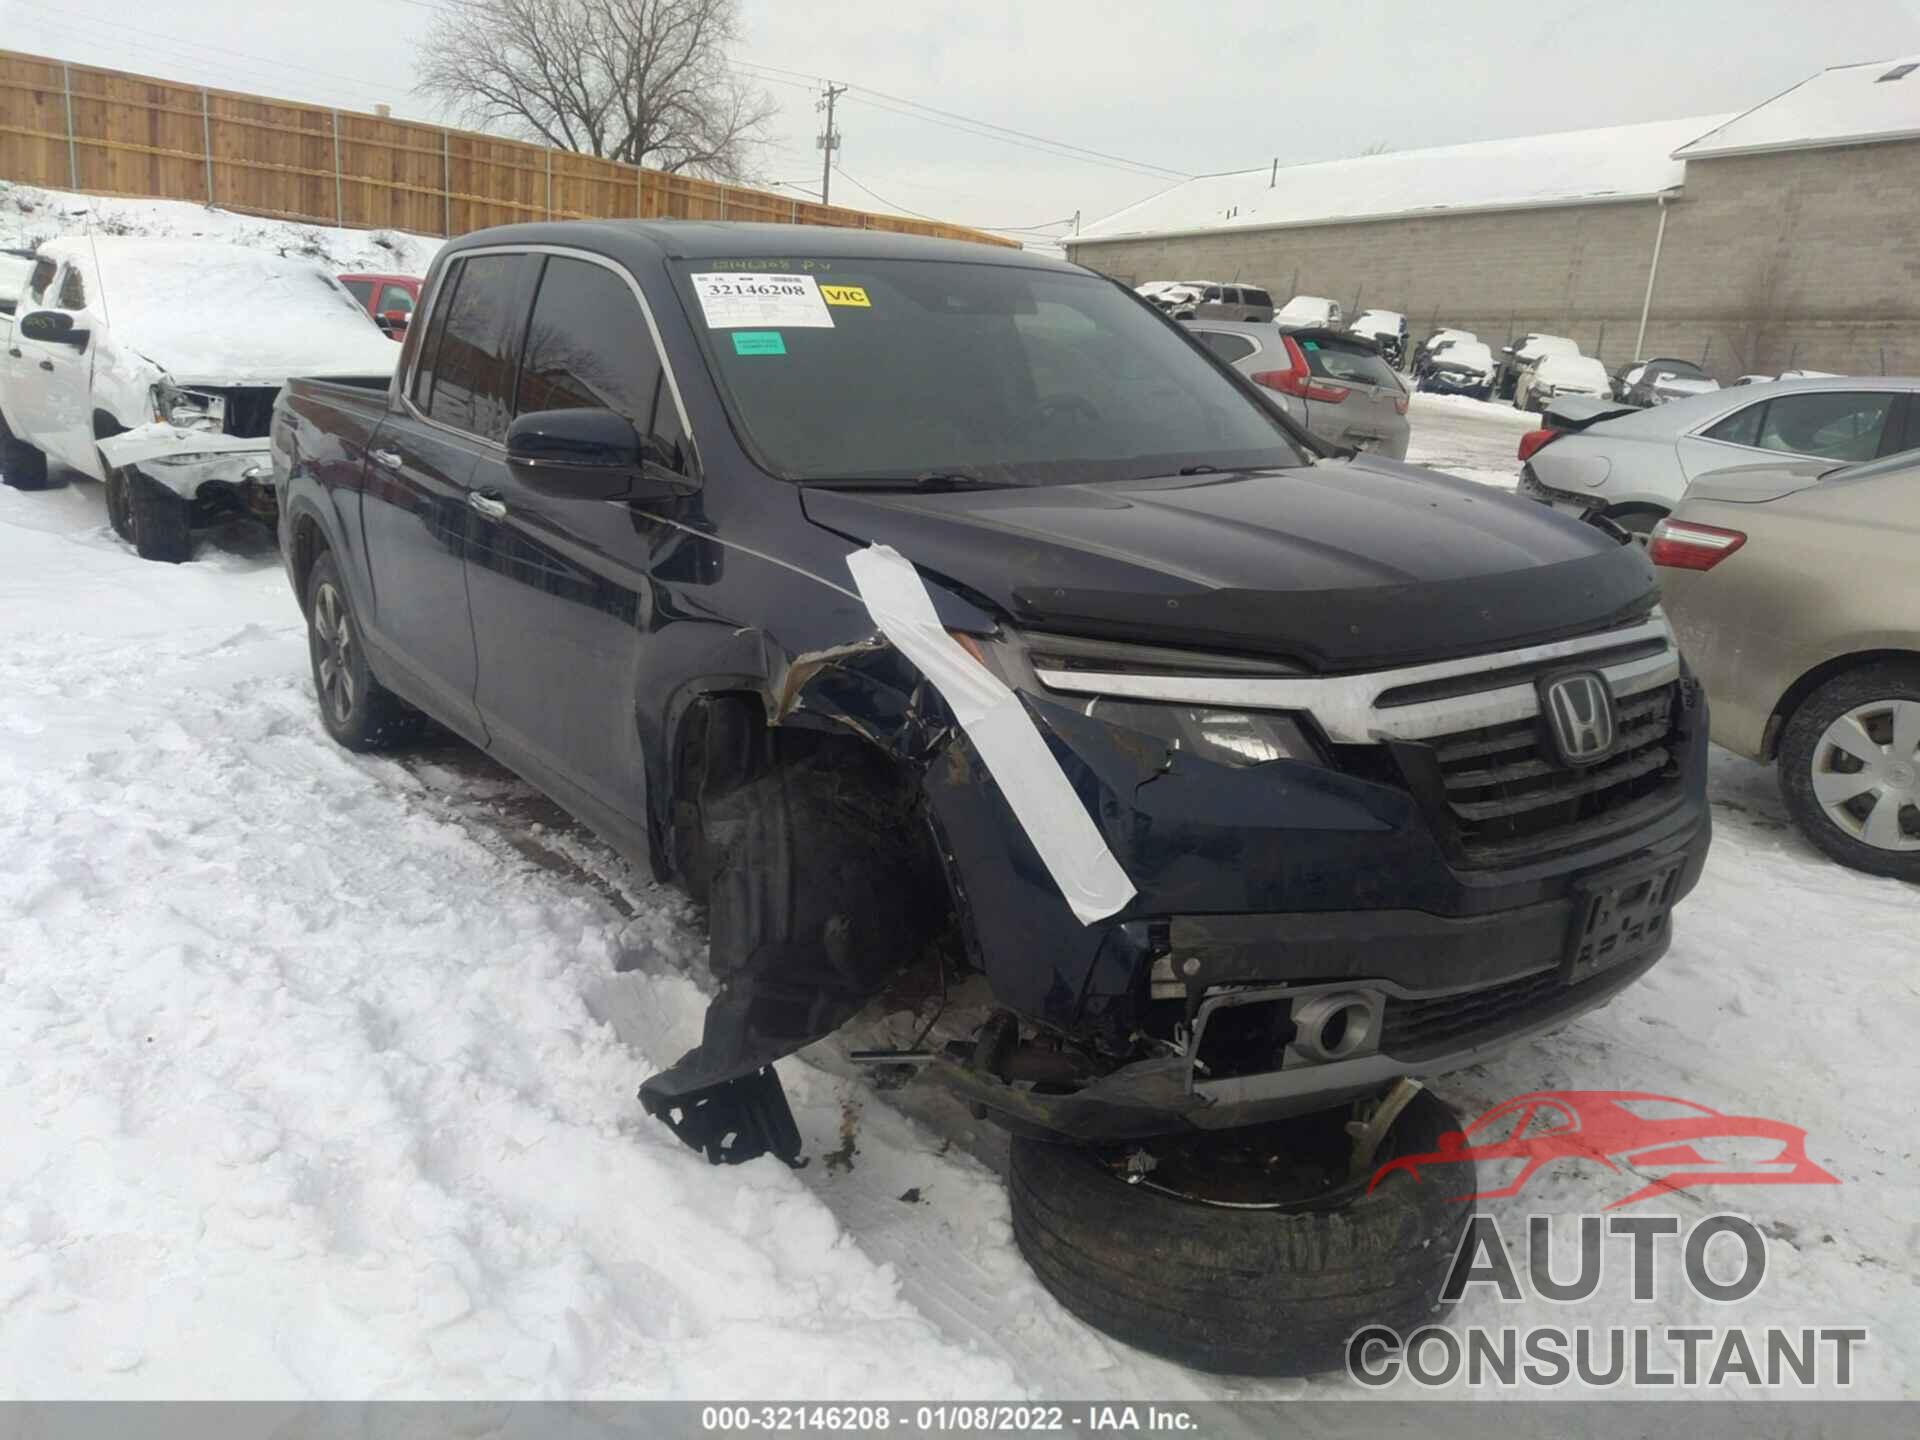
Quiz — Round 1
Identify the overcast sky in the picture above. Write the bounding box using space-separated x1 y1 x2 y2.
5 0 1919 241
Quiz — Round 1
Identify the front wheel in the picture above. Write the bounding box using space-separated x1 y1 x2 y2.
1779 663 1920 881
112 467 192 562
305 551 422 751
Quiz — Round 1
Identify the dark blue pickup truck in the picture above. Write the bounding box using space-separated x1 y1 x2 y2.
272 221 1710 1373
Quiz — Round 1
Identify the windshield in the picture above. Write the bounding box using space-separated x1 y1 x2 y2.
1646 359 1707 382
675 259 1308 486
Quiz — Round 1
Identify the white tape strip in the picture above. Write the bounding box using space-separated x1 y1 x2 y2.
846 543 1137 926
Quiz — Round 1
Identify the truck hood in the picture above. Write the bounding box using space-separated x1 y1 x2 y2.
802 455 1657 672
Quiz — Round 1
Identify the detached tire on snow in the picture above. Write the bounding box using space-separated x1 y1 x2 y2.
1009 1090 1471 1376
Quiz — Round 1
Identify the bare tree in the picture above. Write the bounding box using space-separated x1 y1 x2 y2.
415 0 776 179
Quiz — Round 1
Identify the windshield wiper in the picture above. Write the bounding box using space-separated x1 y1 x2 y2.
803 472 1008 492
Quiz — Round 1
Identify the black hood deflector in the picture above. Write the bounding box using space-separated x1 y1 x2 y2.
802 456 1657 673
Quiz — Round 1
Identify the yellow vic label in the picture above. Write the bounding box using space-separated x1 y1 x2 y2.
820 285 871 307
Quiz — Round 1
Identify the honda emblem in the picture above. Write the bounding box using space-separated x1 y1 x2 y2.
1540 671 1616 766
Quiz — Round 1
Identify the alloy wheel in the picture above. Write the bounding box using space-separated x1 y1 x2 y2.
1810 698 1920 851
311 582 357 725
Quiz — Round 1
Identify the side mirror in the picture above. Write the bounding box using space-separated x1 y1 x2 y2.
19 309 87 348
506 408 696 501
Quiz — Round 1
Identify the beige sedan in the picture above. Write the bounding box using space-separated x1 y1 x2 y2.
1653 451 1920 881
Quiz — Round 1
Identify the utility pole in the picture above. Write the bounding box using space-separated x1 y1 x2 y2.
817 81 847 206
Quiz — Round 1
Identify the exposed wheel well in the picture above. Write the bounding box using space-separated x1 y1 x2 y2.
1600 502 1668 532
92 409 126 440
289 514 328 615
1763 648 1920 760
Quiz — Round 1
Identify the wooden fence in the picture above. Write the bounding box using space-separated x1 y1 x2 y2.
0 49 1014 248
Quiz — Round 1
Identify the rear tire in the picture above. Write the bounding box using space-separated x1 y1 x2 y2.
305 550 423 751
1778 662 1920 881
1008 1090 1471 1376
125 469 192 562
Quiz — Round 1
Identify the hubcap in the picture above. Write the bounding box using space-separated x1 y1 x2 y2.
311 583 357 725
1811 698 1920 851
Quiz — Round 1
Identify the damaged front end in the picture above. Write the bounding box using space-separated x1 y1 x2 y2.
97 381 283 522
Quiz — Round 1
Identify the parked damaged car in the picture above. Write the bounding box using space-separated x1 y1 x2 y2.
0 238 398 559
1415 337 1498 399
274 223 1711 1373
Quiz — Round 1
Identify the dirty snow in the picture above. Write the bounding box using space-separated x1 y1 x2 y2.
0 181 445 281
2 310 1916 1403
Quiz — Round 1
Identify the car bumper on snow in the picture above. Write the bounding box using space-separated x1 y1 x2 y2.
97 423 277 522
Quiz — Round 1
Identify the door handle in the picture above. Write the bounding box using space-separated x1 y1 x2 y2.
38 359 54 371
370 448 403 470
468 491 507 520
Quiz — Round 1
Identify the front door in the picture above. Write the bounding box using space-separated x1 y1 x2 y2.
463 252 694 826
357 251 535 740
11 261 98 476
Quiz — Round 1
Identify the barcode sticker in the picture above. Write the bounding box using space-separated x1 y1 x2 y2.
692 272 834 329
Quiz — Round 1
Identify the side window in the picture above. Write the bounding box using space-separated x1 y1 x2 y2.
342 278 374 307
56 264 86 311
27 257 57 305
514 256 685 472
1243 289 1272 309
410 262 459 409
1203 286 1222 302
1704 402 1764 448
1755 391 1895 462
423 253 528 442
1222 287 1243 305
377 283 415 317
1196 330 1257 363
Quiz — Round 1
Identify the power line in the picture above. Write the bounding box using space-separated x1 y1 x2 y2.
830 168 1073 237
728 54 1189 180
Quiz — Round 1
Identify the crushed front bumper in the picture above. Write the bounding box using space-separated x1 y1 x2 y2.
98 423 273 509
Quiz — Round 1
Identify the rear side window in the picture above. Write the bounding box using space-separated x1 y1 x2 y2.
417 253 530 442
342 278 374 306
1242 289 1272 308
1756 391 1894 462
1194 330 1258 363
1299 338 1398 389
516 256 682 468
1704 402 1763 447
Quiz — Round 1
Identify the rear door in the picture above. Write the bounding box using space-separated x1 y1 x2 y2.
358 250 535 740
463 250 694 825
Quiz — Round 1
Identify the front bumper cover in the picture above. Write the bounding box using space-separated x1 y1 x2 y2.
98 423 271 500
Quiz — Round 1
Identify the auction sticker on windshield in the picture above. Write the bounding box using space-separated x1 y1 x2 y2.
692 272 834 329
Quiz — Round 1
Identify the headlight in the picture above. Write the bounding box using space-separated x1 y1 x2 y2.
952 626 1323 768
1077 698 1319 767
151 382 224 432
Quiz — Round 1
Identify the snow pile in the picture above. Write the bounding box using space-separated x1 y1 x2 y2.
0 181 445 281
1079 115 1731 243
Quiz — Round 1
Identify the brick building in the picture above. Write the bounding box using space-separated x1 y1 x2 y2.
1065 57 1920 381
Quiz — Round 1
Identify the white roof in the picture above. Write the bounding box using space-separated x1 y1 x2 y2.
1675 56 1920 159
1537 354 1609 385
1078 114 1730 244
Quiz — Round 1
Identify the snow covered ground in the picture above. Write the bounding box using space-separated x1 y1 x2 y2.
1405 390 1538 488
2 317 1915 1402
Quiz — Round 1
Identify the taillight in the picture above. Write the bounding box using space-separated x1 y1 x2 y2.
1250 336 1351 403
1393 392 1409 415
1649 518 1747 570
1517 428 1561 463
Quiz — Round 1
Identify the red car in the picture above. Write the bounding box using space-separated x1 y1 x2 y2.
1369 1090 1839 1210
338 272 421 340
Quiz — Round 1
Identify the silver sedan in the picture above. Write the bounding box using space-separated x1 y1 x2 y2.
1518 376 1920 538
1182 318 1411 461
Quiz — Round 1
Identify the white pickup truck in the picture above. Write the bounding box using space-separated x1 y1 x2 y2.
0 237 398 561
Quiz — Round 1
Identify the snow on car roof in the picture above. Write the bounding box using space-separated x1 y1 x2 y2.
1278 295 1336 314
1675 55 1920 159
1537 354 1609 384
1352 309 1404 329
35 237 399 383
1434 340 1494 368
1076 114 1731 243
